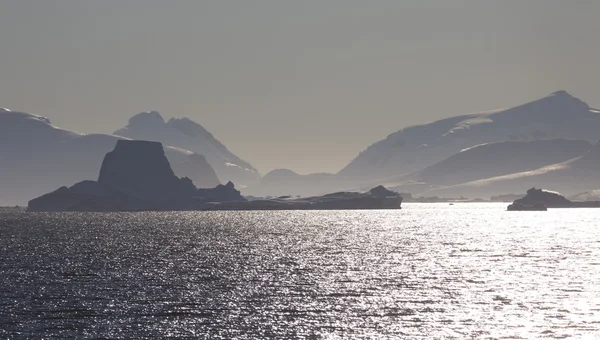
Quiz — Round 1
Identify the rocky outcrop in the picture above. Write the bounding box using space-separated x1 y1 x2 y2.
507 187 600 211
509 188 573 209
197 181 244 202
27 180 153 212
98 140 198 203
27 140 245 212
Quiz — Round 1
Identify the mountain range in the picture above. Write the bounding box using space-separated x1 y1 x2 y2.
247 91 600 198
0 109 221 205
114 111 259 185
2 90 600 204
340 91 600 179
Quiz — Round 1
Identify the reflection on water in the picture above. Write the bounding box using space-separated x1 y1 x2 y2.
1 203 599 339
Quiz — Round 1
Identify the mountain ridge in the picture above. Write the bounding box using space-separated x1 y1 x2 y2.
114 111 259 185
338 91 600 180
0 109 220 205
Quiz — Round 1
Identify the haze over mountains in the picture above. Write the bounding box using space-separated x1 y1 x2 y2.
340 91 600 179
424 139 600 199
383 139 593 193
2 90 600 204
114 111 260 185
248 91 600 198
0 109 221 205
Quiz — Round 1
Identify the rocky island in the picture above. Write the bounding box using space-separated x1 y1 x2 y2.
507 187 600 211
28 140 402 212
204 185 402 210
28 140 244 212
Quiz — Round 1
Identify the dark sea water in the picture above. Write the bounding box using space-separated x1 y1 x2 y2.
1 203 599 339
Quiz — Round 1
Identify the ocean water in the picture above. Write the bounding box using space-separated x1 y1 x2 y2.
1 203 599 339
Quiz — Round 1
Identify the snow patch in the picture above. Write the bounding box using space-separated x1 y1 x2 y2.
458 161 572 188
443 116 493 137
460 142 492 153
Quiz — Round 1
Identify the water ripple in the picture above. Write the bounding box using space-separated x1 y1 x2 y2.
1 203 599 339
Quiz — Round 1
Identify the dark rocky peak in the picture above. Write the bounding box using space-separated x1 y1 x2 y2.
126 111 166 129
543 90 589 109
98 140 176 183
98 140 197 201
550 90 570 96
198 180 245 202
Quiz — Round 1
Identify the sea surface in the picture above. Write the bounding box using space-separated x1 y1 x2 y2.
1 203 599 339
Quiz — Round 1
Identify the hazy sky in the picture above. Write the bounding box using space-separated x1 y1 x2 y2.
1 1 599 174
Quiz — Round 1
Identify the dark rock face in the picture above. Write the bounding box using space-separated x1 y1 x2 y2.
98 140 198 203
368 185 398 198
511 188 573 208
506 187 600 210
27 181 153 212
197 181 244 203
28 140 246 212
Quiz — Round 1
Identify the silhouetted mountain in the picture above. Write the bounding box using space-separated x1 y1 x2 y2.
28 140 245 212
0 109 220 205
114 111 260 185
339 91 600 180
98 140 198 202
423 139 600 198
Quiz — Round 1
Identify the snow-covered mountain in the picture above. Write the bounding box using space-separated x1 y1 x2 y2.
114 111 260 186
382 139 592 193
339 91 600 180
0 108 220 205
421 139 600 199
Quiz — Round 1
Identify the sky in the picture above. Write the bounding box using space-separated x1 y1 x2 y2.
1 1 599 175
